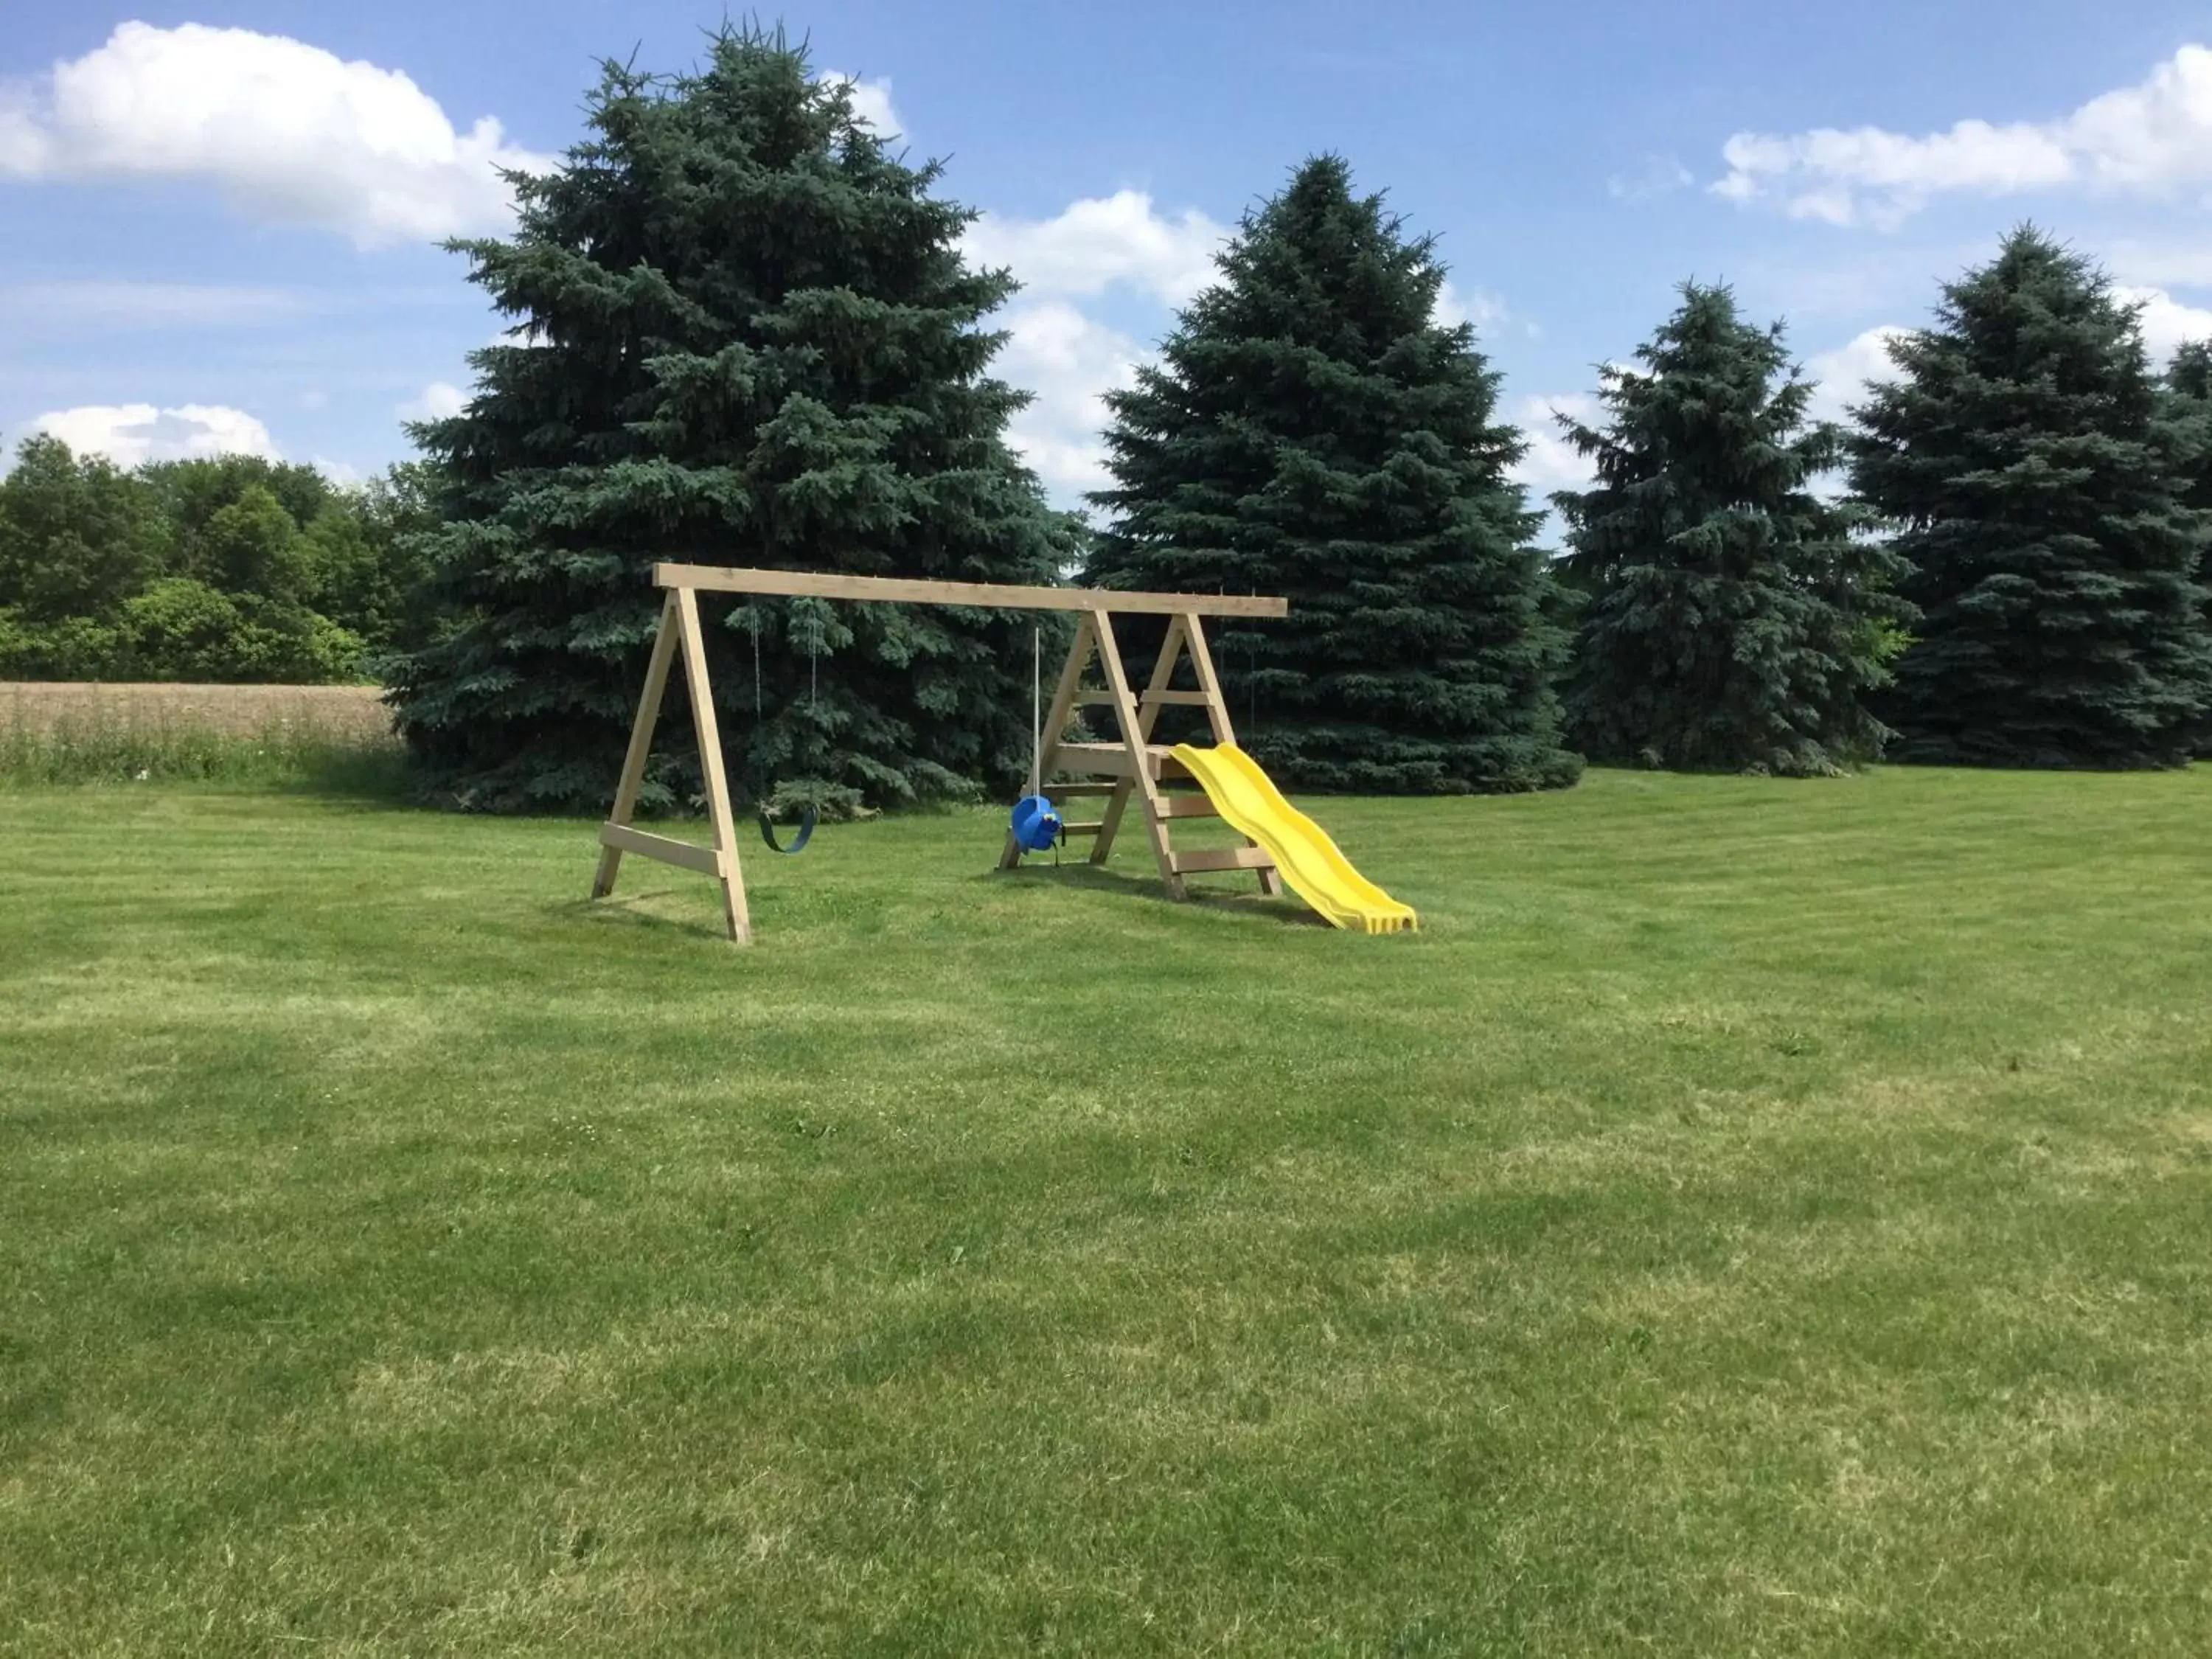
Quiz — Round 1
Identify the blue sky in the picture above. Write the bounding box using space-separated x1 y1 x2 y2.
4 0 2212 536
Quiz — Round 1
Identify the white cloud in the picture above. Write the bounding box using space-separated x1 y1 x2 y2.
310 455 365 487
963 190 1231 305
1715 42 2212 226
2105 240 2212 290
31 403 279 467
396 381 467 422
816 70 901 138
992 302 1143 499
1792 296 2208 425
2118 285 2212 364
0 21 553 246
1433 281 1513 332
1803 325 1910 425
1508 392 1601 498
1608 154 1694 202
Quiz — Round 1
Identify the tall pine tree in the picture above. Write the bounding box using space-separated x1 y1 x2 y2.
2162 339 2212 755
2167 341 2212 495
1083 156 1579 795
1849 228 2212 768
388 26 1079 813
1554 284 1912 775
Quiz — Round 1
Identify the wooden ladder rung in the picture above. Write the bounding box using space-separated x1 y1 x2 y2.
1053 742 1191 779
1042 779 1119 796
1073 686 1210 708
1059 821 1105 837
1052 742 1141 776
1155 793 1218 819
1170 846 1276 874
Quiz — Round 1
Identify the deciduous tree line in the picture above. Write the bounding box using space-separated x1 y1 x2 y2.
0 447 445 683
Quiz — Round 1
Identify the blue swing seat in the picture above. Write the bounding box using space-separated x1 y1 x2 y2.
1009 793 1062 853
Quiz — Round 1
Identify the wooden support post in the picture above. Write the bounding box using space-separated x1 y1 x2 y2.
1179 611 1283 897
1090 613 1186 868
593 591 681 901
1091 611 1184 900
675 588 751 944
591 589 752 944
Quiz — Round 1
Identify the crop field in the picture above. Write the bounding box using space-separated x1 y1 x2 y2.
1 681 392 740
1 683 400 790
3 763 2209 1654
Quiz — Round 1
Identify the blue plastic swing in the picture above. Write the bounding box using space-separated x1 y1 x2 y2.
1009 792 1062 853
1009 626 1065 856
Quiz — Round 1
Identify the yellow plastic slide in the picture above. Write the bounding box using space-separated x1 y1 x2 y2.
1168 742 1418 934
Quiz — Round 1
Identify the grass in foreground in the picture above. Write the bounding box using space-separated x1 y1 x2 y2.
2 767 2209 1655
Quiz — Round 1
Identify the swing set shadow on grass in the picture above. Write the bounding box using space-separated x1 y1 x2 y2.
983 853 1333 925
564 855 1328 950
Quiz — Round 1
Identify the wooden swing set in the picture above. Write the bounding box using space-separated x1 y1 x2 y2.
591 562 1290 943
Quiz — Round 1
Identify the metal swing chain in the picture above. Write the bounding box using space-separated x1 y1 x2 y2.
1031 624 1042 799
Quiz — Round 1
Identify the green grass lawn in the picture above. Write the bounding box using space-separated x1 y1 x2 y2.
4 766 2210 1655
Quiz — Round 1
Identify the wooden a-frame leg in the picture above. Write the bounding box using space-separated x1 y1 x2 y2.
1093 611 1184 901
593 591 681 900
1092 614 1187 867
1000 613 1096 871
1180 613 1283 898
675 588 751 945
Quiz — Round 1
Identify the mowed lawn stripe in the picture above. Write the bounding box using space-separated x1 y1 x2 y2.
2 767 2209 1654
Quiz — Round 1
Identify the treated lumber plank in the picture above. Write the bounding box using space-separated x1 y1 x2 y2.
1154 794 1220 819
597 823 721 876
591 591 681 900
1051 742 1147 777
674 587 751 944
1093 612 1184 899
1093 615 1189 867
1171 846 1278 874
655 563 1287 619
1179 612 1283 897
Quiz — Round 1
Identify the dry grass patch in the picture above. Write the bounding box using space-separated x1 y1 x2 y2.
1 680 392 740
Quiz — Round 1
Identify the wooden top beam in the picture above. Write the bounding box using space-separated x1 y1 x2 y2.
653 563 1288 619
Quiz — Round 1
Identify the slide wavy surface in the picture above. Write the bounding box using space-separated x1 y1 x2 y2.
1168 743 1419 934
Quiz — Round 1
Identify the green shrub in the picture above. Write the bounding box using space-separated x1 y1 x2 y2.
119 580 366 683
0 607 131 678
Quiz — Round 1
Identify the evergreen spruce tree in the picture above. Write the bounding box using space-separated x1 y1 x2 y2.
2166 341 2212 501
388 26 1079 813
1849 228 2212 768
1554 284 1912 774
1083 155 1579 794
2162 340 2212 754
